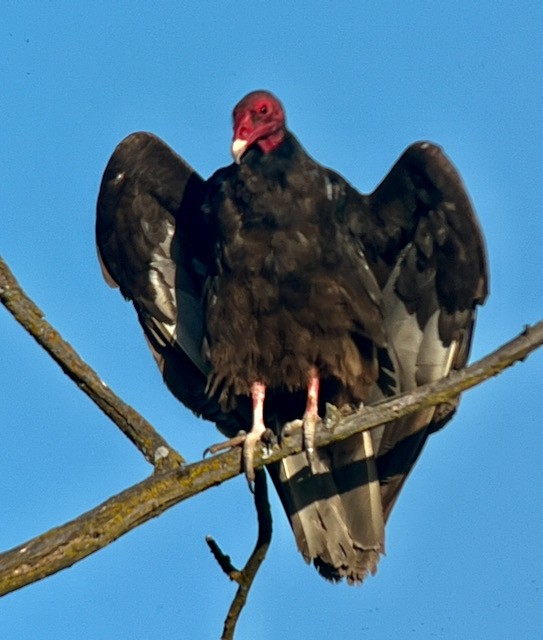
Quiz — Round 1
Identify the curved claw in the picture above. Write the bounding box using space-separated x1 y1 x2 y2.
203 431 247 458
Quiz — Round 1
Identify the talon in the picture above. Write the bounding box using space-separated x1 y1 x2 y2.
203 431 247 457
243 429 263 485
324 402 341 429
260 428 275 458
283 419 303 438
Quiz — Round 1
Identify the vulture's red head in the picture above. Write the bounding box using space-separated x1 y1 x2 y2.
231 91 286 163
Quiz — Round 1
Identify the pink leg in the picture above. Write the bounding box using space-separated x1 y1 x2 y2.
305 367 320 423
303 367 321 470
204 381 268 484
251 382 266 432
242 381 267 484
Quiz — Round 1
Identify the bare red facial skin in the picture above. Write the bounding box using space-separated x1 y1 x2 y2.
231 90 286 161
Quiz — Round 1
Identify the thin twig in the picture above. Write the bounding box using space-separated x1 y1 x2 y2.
206 537 239 579
206 470 273 640
0 257 183 470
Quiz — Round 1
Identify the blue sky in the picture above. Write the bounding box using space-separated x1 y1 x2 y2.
1 2 542 638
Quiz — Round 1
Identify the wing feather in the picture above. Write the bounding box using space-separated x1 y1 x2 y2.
342 142 489 518
96 132 247 436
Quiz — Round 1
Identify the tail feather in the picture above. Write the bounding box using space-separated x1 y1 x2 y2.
268 430 385 584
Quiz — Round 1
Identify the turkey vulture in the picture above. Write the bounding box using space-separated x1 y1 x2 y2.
96 90 488 584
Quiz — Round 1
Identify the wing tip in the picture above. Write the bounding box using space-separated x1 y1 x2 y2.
407 140 445 160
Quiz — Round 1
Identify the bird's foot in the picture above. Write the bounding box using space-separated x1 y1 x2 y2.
303 366 322 473
282 418 303 438
324 402 362 429
203 426 274 489
242 426 275 486
302 409 322 474
324 402 342 429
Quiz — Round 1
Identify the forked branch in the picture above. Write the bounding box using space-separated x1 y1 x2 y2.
206 470 272 640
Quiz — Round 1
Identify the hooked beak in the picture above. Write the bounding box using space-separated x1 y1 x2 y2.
231 138 248 164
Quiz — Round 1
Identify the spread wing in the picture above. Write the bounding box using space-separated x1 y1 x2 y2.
339 142 488 518
96 132 246 435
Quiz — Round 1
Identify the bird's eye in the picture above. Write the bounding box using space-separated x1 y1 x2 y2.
259 104 268 114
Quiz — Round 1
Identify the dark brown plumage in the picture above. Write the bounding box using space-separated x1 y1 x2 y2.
204 131 385 405
96 90 488 584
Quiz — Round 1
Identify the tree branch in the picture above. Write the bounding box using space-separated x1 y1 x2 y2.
0 256 183 470
206 469 273 640
1 317 542 598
